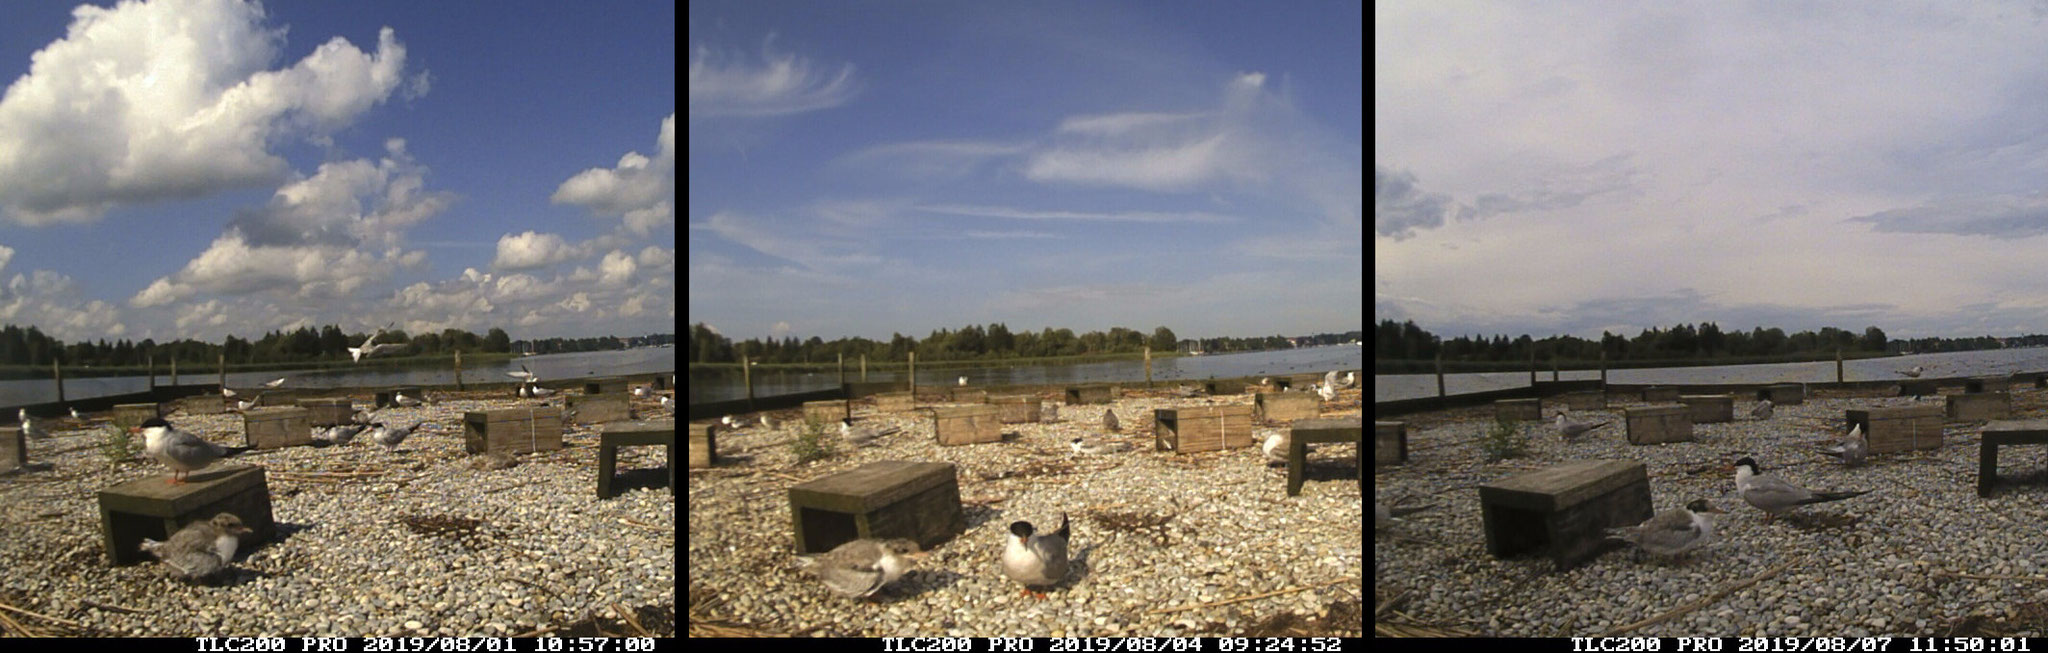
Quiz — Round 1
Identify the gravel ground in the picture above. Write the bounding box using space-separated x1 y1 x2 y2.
687 386 1364 637
0 389 675 637
1375 385 2048 637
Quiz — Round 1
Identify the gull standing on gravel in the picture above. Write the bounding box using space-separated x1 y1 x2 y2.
759 414 775 429
19 409 51 439
1818 424 1869 467
1751 399 1773 420
1555 410 1611 441
798 538 925 600
1734 456 1871 523
632 386 651 398
1002 514 1071 597
660 396 675 412
392 392 424 408
958 376 968 386
136 418 244 484
1605 499 1726 560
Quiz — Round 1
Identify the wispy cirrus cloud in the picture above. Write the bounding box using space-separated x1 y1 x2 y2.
914 203 1238 224
689 35 857 118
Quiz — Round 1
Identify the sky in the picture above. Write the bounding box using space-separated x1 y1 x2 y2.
687 1 1364 343
1376 2 2048 342
0 0 675 343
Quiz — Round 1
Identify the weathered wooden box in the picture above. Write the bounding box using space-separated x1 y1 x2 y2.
1759 383 1806 405
1559 390 1606 410
1257 391 1320 422
374 387 422 409
1967 376 2012 394
989 395 1041 423
1495 398 1541 421
241 407 312 449
948 388 987 404
1374 421 1406 466
175 395 227 416
932 405 1001 446
1846 405 1944 454
1203 380 1245 395
1678 394 1733 424
1064 385 1112 405
803 399 850 425
1479 460 1651 572
1625 405 1693 445
567 392 633 424
97 465 274 566
875 392 915 413
597 420 674 499
1948 392 2011 421
1897 380 1941 397
112 402 165 432
788 460 963 554
1642 387 1680 403
1153 404 1255 453
299 398 354 426
0 426 23 473
463 407 564 455
689 423 716 468
583 377 630 395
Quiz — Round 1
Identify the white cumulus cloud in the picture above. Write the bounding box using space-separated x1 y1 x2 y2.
0 0 420 224
553 113 674 236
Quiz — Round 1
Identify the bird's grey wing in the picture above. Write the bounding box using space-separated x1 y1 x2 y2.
1031 533 1069 582
1745 475 1818 508
165 433 223 465
811 541 887 596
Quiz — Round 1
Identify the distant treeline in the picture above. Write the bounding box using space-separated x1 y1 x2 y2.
688 322 1364 365
1375 319 1897 372
0 323 673 368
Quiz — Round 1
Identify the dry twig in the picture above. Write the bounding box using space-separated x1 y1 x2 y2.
1146 577 1356 615
1601 559 1795 636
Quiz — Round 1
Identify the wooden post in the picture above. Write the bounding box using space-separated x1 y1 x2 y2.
1529 349 1537 386
1144 347 1152 387
742 354 754 412
148 354 156 391
170 357 178 387
1837 348 1844 383
837 353 845 394
1599 350 1607 388
53 359 64 405
1435 353 1446 399
1551 355 1559 382
454 350 464 390
218 352 226 394
861 354 867 382
909 352 917 400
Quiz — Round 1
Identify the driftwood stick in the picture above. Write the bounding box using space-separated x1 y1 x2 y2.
1602 559 1794 636
1935 572 2048 583
1376 589 1409 619
615 603 651 637
1145 577 1355 615
0 605 38 636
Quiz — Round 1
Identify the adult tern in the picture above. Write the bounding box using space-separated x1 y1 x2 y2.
1734 456 1870 522
1555 411 1612 441
135 418 245 484
1818 424 1869 467
1001 513 1070 597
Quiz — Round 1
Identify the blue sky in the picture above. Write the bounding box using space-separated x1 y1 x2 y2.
0 0 675 343
688 1 1363 343
1378 2 2048 341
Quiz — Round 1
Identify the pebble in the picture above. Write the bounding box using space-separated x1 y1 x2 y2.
1378 389 2048 636
0 392 675 636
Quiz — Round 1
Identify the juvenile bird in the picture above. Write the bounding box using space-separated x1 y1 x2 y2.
369 422 415 451
1102 409 1120 433
798 538 924 600
1751 399 1773 420
841 419 900 447
1606 499 1726 561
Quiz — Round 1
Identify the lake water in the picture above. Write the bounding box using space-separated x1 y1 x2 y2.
1373 347 2048 402
0 348 678 407
687 345 1365 404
